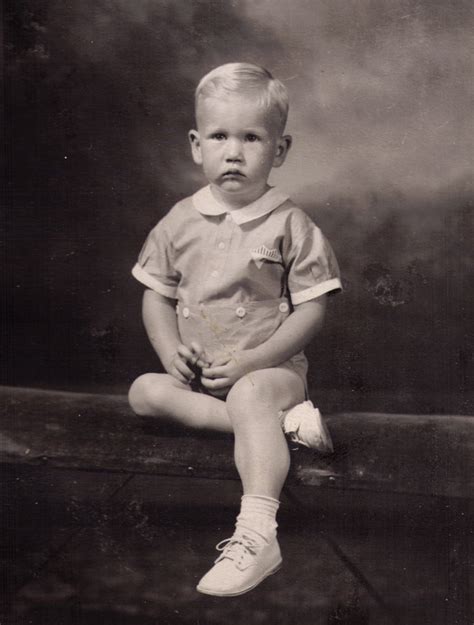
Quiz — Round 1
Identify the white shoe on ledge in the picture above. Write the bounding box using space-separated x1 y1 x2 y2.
282 400 334 453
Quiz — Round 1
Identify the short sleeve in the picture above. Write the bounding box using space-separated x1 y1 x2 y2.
131 220 180 299
287 225 342 305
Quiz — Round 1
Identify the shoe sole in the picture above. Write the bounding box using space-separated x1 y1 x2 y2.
196 559 282 597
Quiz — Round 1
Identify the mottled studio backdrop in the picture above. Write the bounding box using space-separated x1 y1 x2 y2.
4 0 473 412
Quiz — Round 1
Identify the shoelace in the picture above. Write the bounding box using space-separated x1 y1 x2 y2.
215 534 260 569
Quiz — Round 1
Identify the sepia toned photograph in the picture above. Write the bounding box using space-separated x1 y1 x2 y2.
3 1 473 623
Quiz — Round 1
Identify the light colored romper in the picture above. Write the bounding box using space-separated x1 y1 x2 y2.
132 185 342 389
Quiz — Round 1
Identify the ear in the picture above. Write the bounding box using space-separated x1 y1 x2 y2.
273 134 292 168
188 129 203 165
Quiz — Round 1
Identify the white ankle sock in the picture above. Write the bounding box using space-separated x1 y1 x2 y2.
235 494 280 542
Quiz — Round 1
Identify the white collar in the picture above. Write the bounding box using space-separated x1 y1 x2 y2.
192 185 289 225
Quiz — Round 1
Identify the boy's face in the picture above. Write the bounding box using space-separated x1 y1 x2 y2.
189 94 291 208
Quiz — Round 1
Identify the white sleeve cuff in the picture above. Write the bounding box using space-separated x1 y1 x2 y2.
131 263 178 299
291 278 342 305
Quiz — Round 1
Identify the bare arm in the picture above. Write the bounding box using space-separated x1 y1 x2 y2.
142 289 206 384
201 295 327 391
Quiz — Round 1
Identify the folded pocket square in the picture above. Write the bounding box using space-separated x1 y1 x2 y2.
251 245 283 268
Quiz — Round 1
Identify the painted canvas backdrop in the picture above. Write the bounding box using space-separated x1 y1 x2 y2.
4 0 473 412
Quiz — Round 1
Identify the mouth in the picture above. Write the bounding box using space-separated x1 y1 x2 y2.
222 170 245 178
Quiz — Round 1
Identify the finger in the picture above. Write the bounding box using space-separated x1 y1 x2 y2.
200 376 231 390
189 341 204 358
210 355 232 367
171 368 189 385
196 358 210 369
199 353 212 366
191 344 211 367
175 357 195 380
177 344 195 363
201 365 229 379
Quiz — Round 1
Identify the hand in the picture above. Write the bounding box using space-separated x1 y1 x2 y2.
200 350 255 394
168 341 209 385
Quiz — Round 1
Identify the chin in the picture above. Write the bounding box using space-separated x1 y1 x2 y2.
221 180 246 191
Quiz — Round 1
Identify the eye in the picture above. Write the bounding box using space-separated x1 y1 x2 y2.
245 134 260 142
211 133 226 141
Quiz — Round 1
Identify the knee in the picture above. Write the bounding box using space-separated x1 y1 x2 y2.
128 374 153 415
128 373 168 417
226 373 273 420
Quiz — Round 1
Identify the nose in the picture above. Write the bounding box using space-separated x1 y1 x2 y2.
224 138 243 162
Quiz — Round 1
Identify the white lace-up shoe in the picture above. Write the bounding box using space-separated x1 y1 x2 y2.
196 532 282 596
281 400 334 452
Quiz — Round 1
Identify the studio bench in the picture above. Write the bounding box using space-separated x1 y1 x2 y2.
1 385 473 501
1 385 473 622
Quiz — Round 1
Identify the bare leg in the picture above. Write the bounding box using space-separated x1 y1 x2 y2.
129 367 305 496
226 368 305 499
196 367 305 596
128 373 232 433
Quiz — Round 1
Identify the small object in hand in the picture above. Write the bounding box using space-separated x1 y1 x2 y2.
189 360 203 392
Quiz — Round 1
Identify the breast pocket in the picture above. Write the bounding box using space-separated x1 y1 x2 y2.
251 245 283 269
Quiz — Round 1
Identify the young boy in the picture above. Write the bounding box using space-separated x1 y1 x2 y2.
129 63 341 597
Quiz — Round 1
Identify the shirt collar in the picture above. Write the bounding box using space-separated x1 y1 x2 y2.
192 185 289 225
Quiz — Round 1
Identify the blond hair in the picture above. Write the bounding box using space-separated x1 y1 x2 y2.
195 62 289 132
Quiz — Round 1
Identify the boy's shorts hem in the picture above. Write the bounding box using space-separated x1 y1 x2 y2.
194 355 308 400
